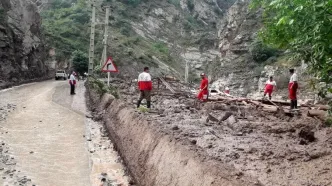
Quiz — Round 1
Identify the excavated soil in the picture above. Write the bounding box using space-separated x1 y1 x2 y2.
88 78 332 186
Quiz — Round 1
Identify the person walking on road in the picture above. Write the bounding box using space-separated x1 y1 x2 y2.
137 67 152 109
264 76 277 100
289 68 298 109
197 73 209 102
69 71 77 95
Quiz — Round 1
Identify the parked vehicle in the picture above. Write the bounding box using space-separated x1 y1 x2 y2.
55 70 67 80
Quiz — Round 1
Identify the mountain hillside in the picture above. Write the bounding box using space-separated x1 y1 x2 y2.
41 0 317 99
42 0 235 80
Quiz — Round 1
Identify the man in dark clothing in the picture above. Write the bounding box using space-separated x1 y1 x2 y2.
69 71 76 95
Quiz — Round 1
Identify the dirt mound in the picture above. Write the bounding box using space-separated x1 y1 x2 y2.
88 78 332 186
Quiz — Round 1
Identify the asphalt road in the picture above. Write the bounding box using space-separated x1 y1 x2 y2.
0 80 90 186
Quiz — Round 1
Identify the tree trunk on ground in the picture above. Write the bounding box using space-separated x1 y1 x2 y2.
307 110 327 120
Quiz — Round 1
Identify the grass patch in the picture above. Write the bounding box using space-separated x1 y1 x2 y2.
88 77 119 99
187 0 195 11
168 0 181 8
152 42 169 54
325 117 332 127
0 8 6 21
138 106 149 112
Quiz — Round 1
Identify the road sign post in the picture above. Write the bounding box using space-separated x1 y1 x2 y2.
101 57 118 86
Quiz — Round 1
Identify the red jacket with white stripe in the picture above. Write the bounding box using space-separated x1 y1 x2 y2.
138 72 152 91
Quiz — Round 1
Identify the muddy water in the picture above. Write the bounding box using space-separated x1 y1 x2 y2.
0 81 129 186
69 82 130 185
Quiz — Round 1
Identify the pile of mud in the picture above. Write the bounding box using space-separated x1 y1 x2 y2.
88 78 332 186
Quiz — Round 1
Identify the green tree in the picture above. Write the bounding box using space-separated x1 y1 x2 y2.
41 0 90 61
71 50 88 75
251 0 332 93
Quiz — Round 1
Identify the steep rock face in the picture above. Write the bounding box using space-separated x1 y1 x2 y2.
81 0 237 80
210 0 262 96
0 0 47 88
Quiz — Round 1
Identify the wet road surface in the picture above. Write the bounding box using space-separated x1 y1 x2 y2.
0 81 90 185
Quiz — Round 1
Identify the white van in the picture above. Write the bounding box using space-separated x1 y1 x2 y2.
55 70 67 80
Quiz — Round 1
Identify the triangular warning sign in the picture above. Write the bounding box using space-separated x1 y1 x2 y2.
101 57 118 72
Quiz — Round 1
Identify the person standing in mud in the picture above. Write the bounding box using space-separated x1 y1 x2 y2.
264 76 277 100
289 68 298 109
225 87 230 94
197 73 209 102
137 67 152 108
69 71 76 95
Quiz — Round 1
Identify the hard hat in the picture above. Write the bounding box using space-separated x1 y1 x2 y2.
200 73 205 76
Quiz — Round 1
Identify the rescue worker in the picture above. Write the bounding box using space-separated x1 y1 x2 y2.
137 67 152 108
69 71 76 95
197 73 209 102
225 87 230 94
289 68 298 109
264 76 277 100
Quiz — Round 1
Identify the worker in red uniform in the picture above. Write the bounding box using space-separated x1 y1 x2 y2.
224 87 230 94
137 67 152 108
264 76 277 100
197 73 209 102
289 68 298 109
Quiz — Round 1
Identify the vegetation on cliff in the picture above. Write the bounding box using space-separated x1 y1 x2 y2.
252 0 332 95
41 0 90 62
41 0 223 79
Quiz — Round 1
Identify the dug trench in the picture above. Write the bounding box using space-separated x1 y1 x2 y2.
86 78 332 186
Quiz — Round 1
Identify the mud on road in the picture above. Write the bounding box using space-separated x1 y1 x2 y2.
104 78 332 186
0 81 130 186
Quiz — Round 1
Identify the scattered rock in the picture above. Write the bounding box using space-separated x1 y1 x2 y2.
298 128 315 142
208 113 219 122
190 140 197 145
174 109 181 113
226 115 238 125
172 126 179 130
247 116 255 121
219 112 233 122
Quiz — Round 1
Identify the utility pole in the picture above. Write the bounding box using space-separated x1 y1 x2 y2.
185 60 189 83
100 6 110 66
102 6 111 86
88 0 96 75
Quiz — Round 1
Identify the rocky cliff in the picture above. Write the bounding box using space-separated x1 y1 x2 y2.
100 0 275 95
210 0 261 96
74 0 236 81
0 0 48 88
41 0 312 99
210 0 312 100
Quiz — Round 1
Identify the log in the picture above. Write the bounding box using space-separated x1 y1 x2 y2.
249 100 262 107
257 99 290 106
314 105 330 111
262 105 278 113
307 110 327 120
208 97 219 101
300 103 312 108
